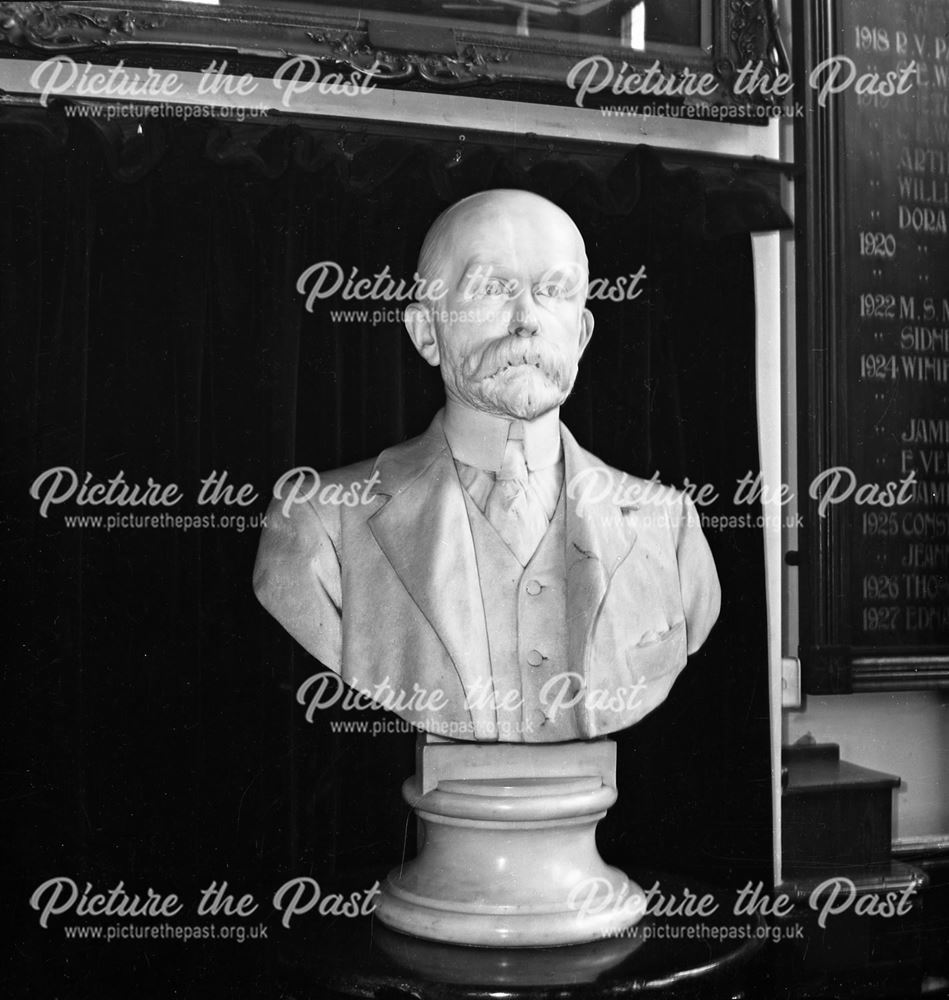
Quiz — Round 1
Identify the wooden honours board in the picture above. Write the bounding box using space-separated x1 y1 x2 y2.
802 0 949 692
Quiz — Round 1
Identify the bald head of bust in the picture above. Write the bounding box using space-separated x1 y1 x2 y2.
405 189 594 422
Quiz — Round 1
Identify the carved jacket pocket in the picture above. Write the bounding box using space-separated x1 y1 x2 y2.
623 620 688 685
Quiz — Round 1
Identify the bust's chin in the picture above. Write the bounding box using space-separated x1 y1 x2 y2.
453 367 570 421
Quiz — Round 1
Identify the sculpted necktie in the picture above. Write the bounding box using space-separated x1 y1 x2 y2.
484 435 550 566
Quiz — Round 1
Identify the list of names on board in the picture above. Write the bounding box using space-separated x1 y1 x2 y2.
839 0 949 652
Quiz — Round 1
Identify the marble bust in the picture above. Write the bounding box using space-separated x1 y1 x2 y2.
254 189 720 743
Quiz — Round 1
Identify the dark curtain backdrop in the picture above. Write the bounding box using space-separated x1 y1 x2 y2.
2 109 779 987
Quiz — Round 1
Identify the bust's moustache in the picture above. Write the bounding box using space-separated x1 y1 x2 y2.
468 336 570 387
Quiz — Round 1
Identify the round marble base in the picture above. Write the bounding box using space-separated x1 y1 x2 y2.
375 773 645 947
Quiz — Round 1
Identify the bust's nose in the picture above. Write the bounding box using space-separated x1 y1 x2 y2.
509 287 540 338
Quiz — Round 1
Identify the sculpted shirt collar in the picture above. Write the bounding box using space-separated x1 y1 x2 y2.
442 398 563 473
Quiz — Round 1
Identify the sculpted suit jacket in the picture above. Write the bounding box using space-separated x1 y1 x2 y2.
253 410 721 741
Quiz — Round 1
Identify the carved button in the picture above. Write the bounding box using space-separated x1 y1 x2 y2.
526 649 545 667
525 580 543 596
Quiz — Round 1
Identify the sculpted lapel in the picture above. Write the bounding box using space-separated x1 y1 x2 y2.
367 417 495 733
561 426 640 736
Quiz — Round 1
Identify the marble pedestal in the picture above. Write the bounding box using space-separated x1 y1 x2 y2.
374 737 645 947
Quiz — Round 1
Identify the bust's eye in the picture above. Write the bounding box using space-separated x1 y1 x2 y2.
535 280 569 299
483 278 513 296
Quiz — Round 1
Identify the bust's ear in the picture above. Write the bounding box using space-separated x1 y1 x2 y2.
404 302 440 367
578 307 594 360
